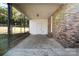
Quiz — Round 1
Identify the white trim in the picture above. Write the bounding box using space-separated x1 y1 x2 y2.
1 0 79 3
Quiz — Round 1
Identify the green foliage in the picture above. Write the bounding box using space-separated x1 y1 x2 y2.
0 4 29 27
0 5 8 24
12 7 29 27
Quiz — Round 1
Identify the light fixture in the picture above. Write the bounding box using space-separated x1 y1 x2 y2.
36 14 39 17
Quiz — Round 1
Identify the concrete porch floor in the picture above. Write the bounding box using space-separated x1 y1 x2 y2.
12 35 63 48
4 35 79 56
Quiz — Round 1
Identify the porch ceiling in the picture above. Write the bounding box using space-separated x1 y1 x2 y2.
12 3 62 19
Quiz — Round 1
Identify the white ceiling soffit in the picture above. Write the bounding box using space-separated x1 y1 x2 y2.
12 3 62 19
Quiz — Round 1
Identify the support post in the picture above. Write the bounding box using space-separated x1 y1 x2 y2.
7 3 12 48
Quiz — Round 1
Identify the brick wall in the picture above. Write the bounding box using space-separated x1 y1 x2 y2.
52 4 79 48
48 17 51 34
48 16 53 37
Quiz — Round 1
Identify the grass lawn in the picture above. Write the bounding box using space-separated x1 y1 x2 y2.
0 34 8 55
0 26 29 55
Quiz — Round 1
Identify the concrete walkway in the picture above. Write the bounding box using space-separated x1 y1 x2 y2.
4 35 79 56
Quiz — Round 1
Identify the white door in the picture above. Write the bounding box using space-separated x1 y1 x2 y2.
36 21 42 34
30 19 48 35
41 20 48 34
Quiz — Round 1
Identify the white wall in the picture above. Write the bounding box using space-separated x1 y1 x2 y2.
29 19 48 35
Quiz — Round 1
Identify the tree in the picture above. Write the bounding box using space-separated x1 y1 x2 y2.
0 4 29 27
0 5 8 25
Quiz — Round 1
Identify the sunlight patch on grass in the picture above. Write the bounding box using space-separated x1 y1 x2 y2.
0 26 29 34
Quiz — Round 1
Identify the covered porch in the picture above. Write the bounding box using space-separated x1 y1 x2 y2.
0 3 79 56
